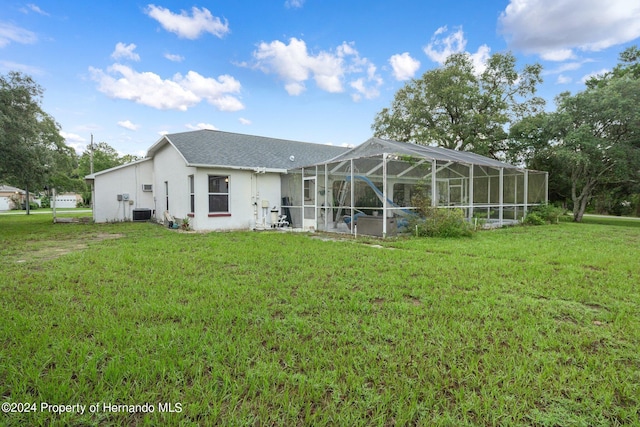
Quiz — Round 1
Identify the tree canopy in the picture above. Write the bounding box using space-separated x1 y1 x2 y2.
0 72 75 198
1 71 143 211
78 141 126 177
509 47 640 221
372 52 544 159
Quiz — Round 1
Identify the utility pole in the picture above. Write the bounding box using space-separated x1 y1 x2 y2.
90 133 94 174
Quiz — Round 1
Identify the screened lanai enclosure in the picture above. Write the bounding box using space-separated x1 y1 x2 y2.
281 138 548 237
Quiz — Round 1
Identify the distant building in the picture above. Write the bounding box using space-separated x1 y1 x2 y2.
0 185 27 210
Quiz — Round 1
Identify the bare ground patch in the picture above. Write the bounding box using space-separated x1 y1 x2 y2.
12 233 125 263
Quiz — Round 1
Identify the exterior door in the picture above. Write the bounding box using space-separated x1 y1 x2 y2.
303 176 316 230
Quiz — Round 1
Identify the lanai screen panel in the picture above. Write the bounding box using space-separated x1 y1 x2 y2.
528 171 548 204
472 166 502 219
316 166 329 231
434 161 471 207
352 155 384 213
388 156 432 209
472 166 491 206
503 169 524 221
281 171 303 228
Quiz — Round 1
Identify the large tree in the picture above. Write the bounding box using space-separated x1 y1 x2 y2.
74 142 140 206
0 71 74 211
78 141 123 176
372 52 544 159
509 47 640 221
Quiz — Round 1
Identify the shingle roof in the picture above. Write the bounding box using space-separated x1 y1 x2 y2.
324 137 521 169
149 130 350 170
0 185 25 194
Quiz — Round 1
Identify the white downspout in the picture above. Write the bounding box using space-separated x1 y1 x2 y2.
499 167 504 226
469 164 474 220
431 160 437 207
382 154 388 238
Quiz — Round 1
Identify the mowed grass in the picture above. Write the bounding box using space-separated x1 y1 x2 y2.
0 214 639 426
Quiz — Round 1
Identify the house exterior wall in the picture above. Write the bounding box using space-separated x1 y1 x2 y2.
152 143 194 222
150 143 284 231
91 141 292 231
92 160 154 222
187 168 283 231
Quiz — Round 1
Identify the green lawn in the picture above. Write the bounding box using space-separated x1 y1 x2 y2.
1 214 639 426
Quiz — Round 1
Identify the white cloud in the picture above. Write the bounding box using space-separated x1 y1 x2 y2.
469 45 491 75
0 60 43 75
239 117 251 125
542 59 595 81
117 120 139 131
547 61 589 75
25 4 49 16
111 42 140 62
145 5 229 39
254 38 342 94
423 26 466 64
253 38 382 99
580 68 609 83
350 63 382 101
285 0 305 8
186 123 217 130
175 71 244 111
541 49 575 62
284 82 305 95
499 0 640 60
389 52 421 81
422 26 491 74
60 131 86 154
0 22 37 47
254 38 312 91
89 64 244 112
164 53 184 62
60 131 85 143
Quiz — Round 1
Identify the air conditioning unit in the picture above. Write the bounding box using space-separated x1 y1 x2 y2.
142 184 153 192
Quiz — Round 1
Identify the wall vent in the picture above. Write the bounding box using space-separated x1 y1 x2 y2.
142 184 153 192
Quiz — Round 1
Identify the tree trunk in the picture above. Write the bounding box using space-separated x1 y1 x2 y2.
572 179 595 222
25 185 30 215
573 194 590 222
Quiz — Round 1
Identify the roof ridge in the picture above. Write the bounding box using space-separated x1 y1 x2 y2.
168 129 338 148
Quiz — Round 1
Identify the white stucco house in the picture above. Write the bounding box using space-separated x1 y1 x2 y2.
87 129 548 235
85 130 349 230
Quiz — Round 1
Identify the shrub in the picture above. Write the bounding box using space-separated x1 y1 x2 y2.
408 187 474 238
523 211 545 226
525 204 566 225
411 208 474 238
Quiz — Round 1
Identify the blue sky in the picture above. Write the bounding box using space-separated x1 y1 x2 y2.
2 0 640 156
